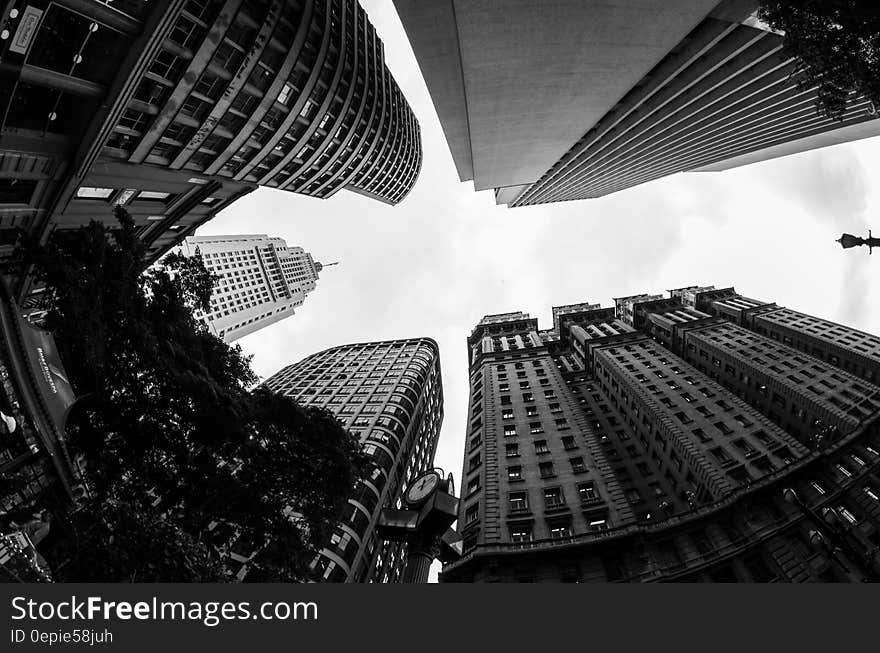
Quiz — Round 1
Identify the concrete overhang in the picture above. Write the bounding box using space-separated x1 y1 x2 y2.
394 0 746 191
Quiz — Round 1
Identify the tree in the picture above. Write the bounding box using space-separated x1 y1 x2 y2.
758 1 880 120
17 208 367 581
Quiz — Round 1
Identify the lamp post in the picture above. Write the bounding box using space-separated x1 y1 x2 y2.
782 488 879 582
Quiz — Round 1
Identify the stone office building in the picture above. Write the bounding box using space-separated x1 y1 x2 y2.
444 288 880 582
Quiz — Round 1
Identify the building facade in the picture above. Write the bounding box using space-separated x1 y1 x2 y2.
443 287 880 582
1 0 421 301
174 234 329 342
263 337 444 582
394 0 880 206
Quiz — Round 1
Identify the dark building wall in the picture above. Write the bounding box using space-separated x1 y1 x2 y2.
680 321 879 444
691 288 880 386
751 309 880 385
263 337 443 583
591 336 808 510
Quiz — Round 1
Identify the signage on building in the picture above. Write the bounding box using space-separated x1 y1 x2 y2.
9 6 44 55
20 321 77 430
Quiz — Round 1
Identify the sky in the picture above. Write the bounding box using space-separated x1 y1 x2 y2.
198 1 880 578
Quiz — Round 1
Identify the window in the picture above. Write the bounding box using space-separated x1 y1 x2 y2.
465 503 479 525
468 453 481 471
544 487 564 507
625 488 642 503
526 406 539 417
549 522 572 539
502 409 514 419
863 486 879 501
534 440 549 454
715 421 733 436
507 466 522 482
277 82 294 104
505 443 520 457
530 422 544 434
76 186 114 199
138 190 171 200
466 476 480 495
539 461 555 478
837 505 859 525
692 428 710 443
588 518 608 531
508 492 529 512
570 457 587 474
510 526 533 543
712 447 733 464
562 436 577 450
578 482 598 502
734 414 752 428
754 430 773 446
504 425 517 437
555 418 570 430
733 439 757 457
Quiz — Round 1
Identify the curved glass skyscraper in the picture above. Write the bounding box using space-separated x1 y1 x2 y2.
264 337 444 583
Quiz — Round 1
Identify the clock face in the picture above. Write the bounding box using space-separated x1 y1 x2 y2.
406 472 440 506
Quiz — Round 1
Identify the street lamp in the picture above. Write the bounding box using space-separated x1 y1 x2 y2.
375 468 462 583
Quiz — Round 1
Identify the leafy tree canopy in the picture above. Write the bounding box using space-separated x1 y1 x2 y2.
18 208 366 581
759 0 880 120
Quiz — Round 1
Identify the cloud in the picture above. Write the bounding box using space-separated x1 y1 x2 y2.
751 145 870 227
837 253 870 326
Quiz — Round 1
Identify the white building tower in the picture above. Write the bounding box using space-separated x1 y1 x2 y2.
174 235 334 343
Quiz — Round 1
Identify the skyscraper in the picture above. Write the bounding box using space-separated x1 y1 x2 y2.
443 288 880 582
1 1 421 301
263 337 444 582
174 234 331 343
393 0 880 206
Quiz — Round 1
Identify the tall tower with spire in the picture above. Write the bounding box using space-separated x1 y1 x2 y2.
173 235 334 343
